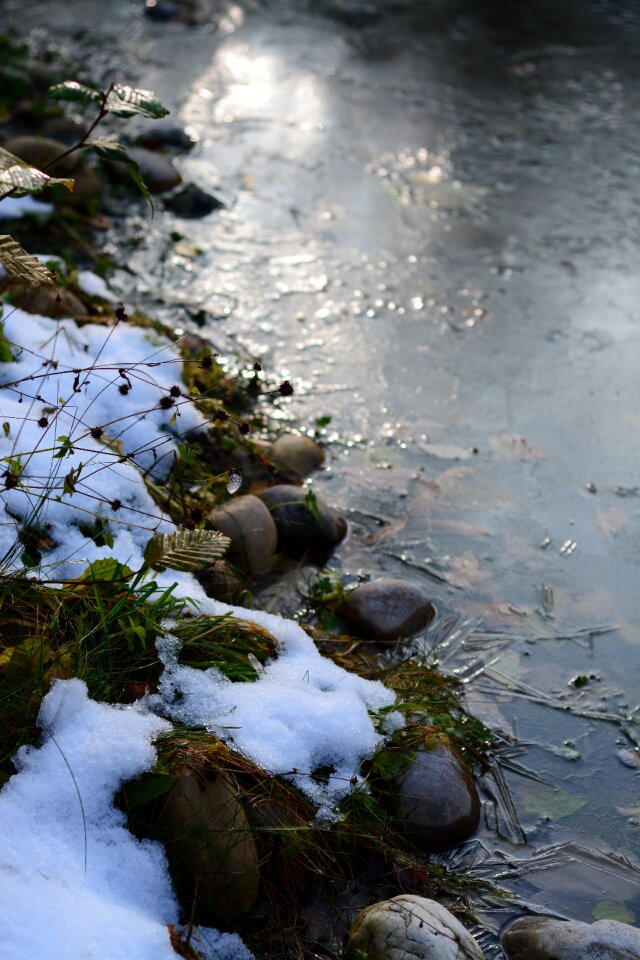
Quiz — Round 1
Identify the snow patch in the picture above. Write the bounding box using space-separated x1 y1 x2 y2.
0 196 53 219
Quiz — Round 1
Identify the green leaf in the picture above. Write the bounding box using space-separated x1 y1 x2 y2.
47 81 102 105
592 901 636 924
304 488 322 522
105 84 169 120
523 786 586 820
122 772 177 808
87 138 154 212
144 528 230 573
78 558 134 583
0 236 56 285
0 323 13 363
0 146 74 196
53 435 75 459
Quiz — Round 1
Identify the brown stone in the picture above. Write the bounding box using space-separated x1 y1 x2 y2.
397 740 480 849
13 285 87 319
337 578 435 643
157 768 259 924
197 559 243 603
270 434 325 480
211 494 277 575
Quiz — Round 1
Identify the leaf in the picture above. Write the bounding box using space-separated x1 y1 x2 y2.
0 323 13 363
0 146 74 196
78 558 134 583
87 138 154 211
0 236 56 285
304 488 321 522
122 772 177 808
105 83 169 119
592 901 636 924
144 528 230 572
47 80 102 104
523 786 586 820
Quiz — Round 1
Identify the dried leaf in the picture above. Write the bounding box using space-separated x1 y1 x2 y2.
144 528 230 573
0 235 56 285
0 146 74 196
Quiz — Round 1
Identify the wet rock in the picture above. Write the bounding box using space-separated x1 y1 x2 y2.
135 125 197 152
165 183 225 218
257 484 347 552
197 559 243 603
144 0 183 21
39 117 86 146
157 768 259 924
107 146 181 194
270 434 326 481
396 741 480 849
337 578 435 643
212 494 277 575
349 894 485 960
502 915 640 960
13 285 87 320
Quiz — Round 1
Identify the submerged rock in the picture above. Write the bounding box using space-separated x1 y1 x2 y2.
257 484 347 551
338 578 435 643
135 125 197 152
396 740 480 849
165 183 225 218
157 768 259 924
270 434 326 481
349 894 485 960
502 915 640 960
212 494 277 575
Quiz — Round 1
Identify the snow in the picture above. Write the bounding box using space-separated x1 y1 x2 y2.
0 679 178 960
158 600 399 817
77 270 119 303
0 195 53 219
0 305 204 577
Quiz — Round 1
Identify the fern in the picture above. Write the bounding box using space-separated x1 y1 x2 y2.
143 529 230 573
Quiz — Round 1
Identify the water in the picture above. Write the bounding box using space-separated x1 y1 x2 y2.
8 0 640 938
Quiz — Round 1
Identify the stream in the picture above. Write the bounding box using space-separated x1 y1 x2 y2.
6 0 640 948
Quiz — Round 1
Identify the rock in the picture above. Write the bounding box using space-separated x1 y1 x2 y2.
337 578 435 643
157 768 259 924
3 134 102 206
3 135 78 174
270 434 325 481
349 894 485 960
144 0 183 21
13 285 87 320
396 740 480 849
135 125 197 152
197 559 243 603
211 494 277 575
502 915 640 960
107 146 181 194
39 117 86 146
257 484 347 552
165 183 225 218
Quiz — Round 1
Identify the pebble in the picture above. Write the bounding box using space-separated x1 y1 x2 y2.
502 915 640 960
338 578 435 643
165 183 225 218
270 434 326 481
396 740 480 848
257 484 347 552
349 894 485 960
212 494 278 575
157 768 259 924
13 285 87 320
107 146 181 193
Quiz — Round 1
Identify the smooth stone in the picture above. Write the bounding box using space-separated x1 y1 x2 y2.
135 125 197 152
157 768 259 924
13 285 86 319
338 578 435 643
197 559 243 604
502 915 640 960
165 183 225 218
212 494 277 575
349 894 485 960
108 146 181 193
270 434 326 481
396 741 480 849
3 134 78 174
257 484 347 551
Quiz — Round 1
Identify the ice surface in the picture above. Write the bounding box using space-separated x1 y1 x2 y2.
0 679 178 960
